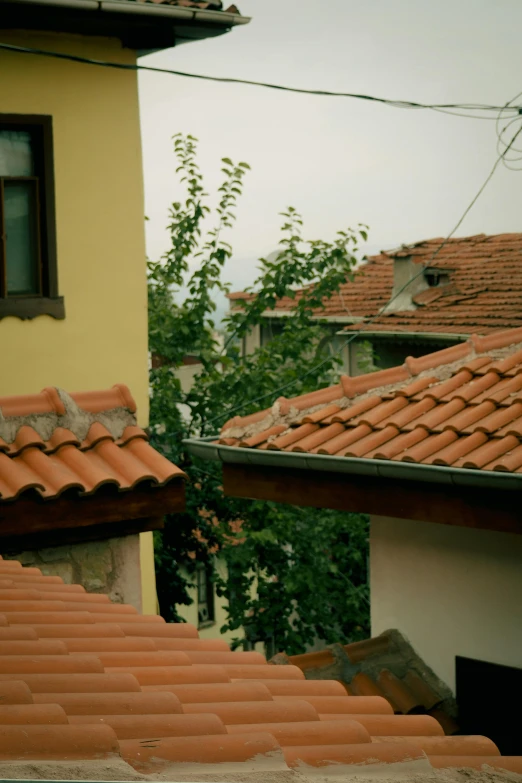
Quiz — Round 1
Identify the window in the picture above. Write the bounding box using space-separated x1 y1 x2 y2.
0 116 63 319
197 564 215 627
424 268 450 288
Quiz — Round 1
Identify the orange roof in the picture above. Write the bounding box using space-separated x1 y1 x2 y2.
0 557 518 776
217 327 522 474
0 384 184 502
229 252 391 318
251 233 522 335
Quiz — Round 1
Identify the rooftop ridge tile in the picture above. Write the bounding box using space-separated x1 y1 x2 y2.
0 385 185 503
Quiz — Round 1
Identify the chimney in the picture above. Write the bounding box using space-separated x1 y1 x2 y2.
386 255 429 312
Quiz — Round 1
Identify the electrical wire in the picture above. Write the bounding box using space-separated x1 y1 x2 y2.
4 37 519 425
0 41 521 119
204 117 522 430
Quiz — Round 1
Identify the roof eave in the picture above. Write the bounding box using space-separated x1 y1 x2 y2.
184 436 522 492
336 329 471 342
0 0 250 52
262 310 364 324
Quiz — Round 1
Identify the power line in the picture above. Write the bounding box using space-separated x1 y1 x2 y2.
206 119 522 430
6 32 517 425
0 42 521 119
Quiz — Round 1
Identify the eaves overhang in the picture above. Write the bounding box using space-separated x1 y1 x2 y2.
0 0 250 52
336 329 470 343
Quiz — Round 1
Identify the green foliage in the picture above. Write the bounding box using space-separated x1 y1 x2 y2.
216 504 369 656
148 133 370 654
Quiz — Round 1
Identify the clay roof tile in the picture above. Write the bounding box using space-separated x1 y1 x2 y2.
0 556 517 775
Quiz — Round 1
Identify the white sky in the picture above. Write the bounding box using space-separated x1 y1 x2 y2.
139 0 522 298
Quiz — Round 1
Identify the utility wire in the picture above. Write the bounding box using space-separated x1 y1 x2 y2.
0 42 521 118
5 36 518 424
205 119 522 430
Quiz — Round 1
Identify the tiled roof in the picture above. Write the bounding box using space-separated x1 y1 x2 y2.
218 327 522 474
271 631 459 736
251 233 522 334
0 558 519 776
229 253 392 319
0 385 184 502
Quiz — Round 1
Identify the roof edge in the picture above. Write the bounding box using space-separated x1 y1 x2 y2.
184 436 522 491
336 329 470 341
2 0 251 25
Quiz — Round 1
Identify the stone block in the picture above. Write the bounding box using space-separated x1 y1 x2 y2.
39 546 70 563
39 561 75 584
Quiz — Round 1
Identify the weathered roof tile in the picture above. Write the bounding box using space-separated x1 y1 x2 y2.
244 233 522 336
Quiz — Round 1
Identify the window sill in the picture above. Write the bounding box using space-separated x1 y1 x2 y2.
198 620 216 630
0 297 65 320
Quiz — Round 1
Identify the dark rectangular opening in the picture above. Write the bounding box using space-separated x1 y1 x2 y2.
0 114 64 319
456 655 522 755
197 563 215 628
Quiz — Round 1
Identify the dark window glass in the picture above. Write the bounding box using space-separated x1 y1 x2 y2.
4 180 40 295
0 116 63 319
197 565 215 626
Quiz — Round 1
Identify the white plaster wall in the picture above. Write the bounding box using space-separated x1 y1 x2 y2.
370 515 522 692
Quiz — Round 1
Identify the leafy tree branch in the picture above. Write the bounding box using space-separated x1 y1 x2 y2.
148 134 370 654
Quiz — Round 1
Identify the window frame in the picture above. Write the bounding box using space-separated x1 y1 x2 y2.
196 563 216 628
0 114 64 320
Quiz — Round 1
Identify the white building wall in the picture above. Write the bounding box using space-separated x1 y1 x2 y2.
370 515 522 692
243 324 261 357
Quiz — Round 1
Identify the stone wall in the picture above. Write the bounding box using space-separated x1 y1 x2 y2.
4 535 143 612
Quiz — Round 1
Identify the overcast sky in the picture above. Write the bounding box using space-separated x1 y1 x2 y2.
138 0 522 298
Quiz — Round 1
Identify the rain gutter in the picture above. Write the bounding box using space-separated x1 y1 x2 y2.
4 0 250 25
261 311 364 324
335 329 470 342
184 436 522 492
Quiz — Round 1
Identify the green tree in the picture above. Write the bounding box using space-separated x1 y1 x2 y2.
148 133 370 655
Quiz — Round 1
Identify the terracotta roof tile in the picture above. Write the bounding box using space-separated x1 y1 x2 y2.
68 711 225 740
0 562 517 775
319 713 445 736
351 672 387 699
402 673 442 711
228 717 371 744
377 669 424 715
220 328 522 476
270 633 461 744
287 649 335 670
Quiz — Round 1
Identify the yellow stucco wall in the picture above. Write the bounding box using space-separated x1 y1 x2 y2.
0 30 157 612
